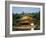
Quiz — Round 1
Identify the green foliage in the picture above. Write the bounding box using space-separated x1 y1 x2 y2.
12 13 21 26
32 11 40 20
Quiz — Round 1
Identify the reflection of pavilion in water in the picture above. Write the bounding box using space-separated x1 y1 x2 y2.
15 15 38 31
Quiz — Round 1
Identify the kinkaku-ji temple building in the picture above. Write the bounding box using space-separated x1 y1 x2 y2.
13 15 40 31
